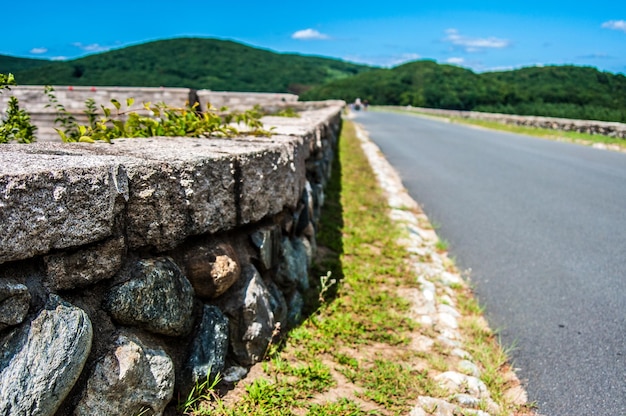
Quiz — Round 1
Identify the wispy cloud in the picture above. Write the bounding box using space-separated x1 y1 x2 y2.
483 64 518 72
291 29 330 40
577 53 614 60
444 29 510 52
30 47 48 54
446 57 465 65
342 52 421 67
388 53 421 66
72 42 113 53
602 20 626 33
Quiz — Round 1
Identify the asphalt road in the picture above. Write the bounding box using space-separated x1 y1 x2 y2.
352 110 626 416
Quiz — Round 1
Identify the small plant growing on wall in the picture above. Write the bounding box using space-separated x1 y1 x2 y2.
0 73 37 144
45 88 273 143
0 73 15 91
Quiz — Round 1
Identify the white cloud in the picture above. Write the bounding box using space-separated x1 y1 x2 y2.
602 20 626 33
388 53 421 66
444 28 510 52
51 56 68 61
30 47 48 54
342 52 421 67
482 65 516 73
578 53 613 60
446 57 465 65
400 53 421 61
291 29 330 40
72 42 112 52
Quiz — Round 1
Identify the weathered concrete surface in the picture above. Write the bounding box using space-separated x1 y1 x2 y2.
0 105 343 260
0 157 130 263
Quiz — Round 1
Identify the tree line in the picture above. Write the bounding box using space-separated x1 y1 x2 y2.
2 39 625 123
2 38 371 95
300 61 626 123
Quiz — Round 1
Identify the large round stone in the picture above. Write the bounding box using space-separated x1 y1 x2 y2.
75 332 174 416
104 257 195 336
184 242 241 299
0 295 92 416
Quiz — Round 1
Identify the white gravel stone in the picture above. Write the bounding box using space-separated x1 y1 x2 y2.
421 315 434 326
438 303 461 317
410 396 460 416
439 294 455 306
451 348 473 360
459 359 481 377
440 271 463 286
437 335 461 348
436 371 490 399
437 312 459 329
452 393 481 407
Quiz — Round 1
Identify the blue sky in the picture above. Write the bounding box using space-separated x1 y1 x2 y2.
2 1 625 74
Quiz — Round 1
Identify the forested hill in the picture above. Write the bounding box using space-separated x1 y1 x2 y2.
300 60 626 123
4 38 372 94
4 40 626 122
0 55 49 73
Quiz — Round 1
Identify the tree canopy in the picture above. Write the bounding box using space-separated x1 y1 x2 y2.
3 39 626 122
301 61 626 123
3 38 371 94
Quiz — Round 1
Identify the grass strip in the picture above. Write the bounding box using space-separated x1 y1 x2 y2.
182 120 536 416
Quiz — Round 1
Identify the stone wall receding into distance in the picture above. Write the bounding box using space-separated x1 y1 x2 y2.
391 106 626 139
0 86 302 142
0 86 344 415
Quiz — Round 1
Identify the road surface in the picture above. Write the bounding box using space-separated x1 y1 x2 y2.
353 110 626 416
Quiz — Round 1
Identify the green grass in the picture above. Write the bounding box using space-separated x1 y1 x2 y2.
435 238 450 253
306 400 380 415
186 120 535 416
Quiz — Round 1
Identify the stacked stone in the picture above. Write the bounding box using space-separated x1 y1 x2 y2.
396 106 626 139
0 104 342 415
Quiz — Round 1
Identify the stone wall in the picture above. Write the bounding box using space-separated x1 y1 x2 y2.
0 96 344 415
0 86 300 141
0 86 299 113
393 106 626 139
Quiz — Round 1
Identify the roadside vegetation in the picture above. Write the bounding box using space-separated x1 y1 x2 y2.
0 74 276 144
0 73 36 143
178 120 536 415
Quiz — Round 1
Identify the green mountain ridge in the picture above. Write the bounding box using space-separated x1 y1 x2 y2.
301 60 626 122
0 54 50 73
3 38 371 94
3 38 626 122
